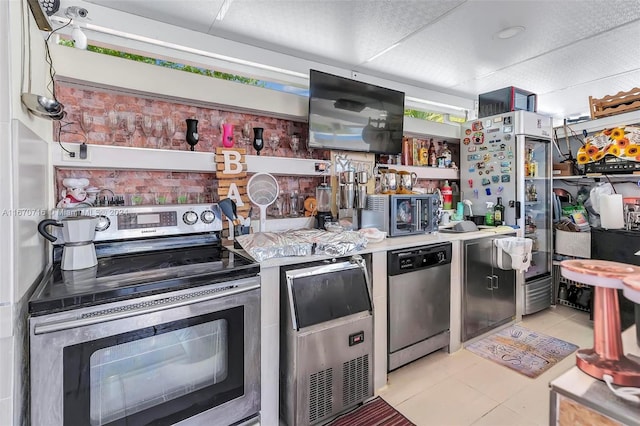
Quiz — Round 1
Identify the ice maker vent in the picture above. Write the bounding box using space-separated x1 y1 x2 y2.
342 354 369 407
309 367 333 423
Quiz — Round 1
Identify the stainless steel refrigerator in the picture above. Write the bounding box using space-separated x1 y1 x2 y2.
460 110 553 315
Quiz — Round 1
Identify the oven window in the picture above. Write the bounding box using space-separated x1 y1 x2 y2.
63 307 244 426
89 320 228 425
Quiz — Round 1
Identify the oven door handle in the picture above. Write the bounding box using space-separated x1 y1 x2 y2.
33 281 260 335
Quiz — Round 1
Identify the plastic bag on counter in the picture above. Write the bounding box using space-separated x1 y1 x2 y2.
235 229 367 262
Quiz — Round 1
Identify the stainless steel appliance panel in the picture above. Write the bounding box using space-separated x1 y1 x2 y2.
282 313 373 426
524 275 553 315
463 236 516 341
387 243 451 370
388 263 450 352
30 277 260 426
280 256 373 426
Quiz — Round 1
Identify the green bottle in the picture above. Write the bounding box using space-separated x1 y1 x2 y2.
485 202 494 226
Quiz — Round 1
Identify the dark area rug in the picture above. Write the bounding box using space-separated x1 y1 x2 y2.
465 325 579 378
326 397 415 426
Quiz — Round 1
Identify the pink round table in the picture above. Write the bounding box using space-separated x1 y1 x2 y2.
561 259 640 386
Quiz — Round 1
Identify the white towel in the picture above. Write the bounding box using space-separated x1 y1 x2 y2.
495 237 533 271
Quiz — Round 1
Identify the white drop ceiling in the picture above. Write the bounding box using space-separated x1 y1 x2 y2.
57 0 640 122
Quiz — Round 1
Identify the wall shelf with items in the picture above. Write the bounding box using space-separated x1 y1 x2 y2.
376 163 459 180
553 173 640 181
553 109 640 138
52 143 331 176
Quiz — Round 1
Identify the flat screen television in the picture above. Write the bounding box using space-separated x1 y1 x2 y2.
308 70 405 154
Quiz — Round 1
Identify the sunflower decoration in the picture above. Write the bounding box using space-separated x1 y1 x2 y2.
608 145 621 157
603 128 612 136
626 144 639 156
593 151 605 161
576 149 590 164
585 143 599 157
610 127 626 141
616 137 630 149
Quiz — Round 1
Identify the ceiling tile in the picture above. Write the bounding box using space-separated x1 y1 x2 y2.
85 0 224 33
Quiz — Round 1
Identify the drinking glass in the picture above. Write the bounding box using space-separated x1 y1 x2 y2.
106 109 120 140
268 135 280 156
289 135 300 158
123 113 136 145
79 111 93 138
140 115 154 138
152 119 164 147
165 116 177 147
289 190 300 217
240 123 252 147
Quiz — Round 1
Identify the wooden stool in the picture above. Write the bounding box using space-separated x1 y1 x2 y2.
561 259 640 386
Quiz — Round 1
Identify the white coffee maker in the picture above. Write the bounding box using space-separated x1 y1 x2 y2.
38 215 99 270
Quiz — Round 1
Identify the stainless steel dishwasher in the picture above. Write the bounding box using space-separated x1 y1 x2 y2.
387 242 452 371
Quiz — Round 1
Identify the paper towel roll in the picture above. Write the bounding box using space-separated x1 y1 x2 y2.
600 194 624 229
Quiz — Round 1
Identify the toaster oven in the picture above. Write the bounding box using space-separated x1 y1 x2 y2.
366 194 440 237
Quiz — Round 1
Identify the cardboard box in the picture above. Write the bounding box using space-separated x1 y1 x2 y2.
553 163 573 176
555 230 590 258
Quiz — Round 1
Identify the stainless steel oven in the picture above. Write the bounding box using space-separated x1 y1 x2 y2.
29 204 261 426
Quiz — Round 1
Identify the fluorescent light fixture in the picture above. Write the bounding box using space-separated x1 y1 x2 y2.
216 0 235 21
495 26 525 39
58 19 309 79
405 96 468 113
365 43 400 63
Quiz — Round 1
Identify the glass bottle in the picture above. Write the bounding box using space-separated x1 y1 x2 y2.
419 140 429 166
428 139 437 167
494 197 505 226
441 142 452 167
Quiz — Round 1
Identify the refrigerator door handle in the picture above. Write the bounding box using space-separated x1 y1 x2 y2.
515 201 521 220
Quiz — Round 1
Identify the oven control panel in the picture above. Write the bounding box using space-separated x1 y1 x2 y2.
50 204 223 244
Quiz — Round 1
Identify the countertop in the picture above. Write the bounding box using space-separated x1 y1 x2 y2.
549 326 640 425
234 226 519 268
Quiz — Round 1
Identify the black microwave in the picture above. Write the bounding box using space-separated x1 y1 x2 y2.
366 194 439 237
478 86 537 118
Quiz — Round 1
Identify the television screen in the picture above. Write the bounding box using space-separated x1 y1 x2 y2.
308 70 405 154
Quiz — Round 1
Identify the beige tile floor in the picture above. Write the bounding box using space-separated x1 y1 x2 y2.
380 305 593 426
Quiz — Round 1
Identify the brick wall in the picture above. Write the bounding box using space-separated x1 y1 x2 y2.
54 83 327 206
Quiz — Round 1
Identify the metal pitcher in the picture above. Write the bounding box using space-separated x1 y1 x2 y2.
379 169 398 194
398 171 418 194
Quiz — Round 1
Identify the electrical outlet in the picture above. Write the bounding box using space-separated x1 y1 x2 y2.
61 147 91 162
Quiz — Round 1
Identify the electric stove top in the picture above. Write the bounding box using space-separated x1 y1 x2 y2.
29 235 258 316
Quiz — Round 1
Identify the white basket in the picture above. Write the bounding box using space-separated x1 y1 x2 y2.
555 230 590 258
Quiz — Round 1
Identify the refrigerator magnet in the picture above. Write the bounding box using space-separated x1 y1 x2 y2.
465 128 472 135
501 175 510 182
485 188 492 195
492 175 500 183
472 121 483 131
468 146 476 152
473 132 484 144
463 137 471 145
482 178 491 186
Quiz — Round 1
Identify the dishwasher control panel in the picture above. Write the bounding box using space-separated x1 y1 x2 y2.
387 242 452 276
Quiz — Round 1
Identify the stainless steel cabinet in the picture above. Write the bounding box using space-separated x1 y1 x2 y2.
463 236 516 341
